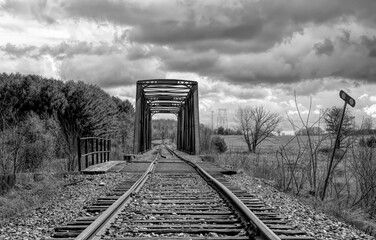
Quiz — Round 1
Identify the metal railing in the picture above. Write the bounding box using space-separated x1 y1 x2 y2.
77 137 111 171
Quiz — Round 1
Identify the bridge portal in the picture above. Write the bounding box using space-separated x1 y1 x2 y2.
133 79 200 154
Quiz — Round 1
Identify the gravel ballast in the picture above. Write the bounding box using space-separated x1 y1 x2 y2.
1 163 374 239
0 173 136 240
226 174 374 240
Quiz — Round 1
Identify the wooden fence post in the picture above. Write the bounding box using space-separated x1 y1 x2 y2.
85 138 88 169
77 137 81 172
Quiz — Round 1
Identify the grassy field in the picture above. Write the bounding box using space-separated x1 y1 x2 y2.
222 134 331 153
215 134 376 237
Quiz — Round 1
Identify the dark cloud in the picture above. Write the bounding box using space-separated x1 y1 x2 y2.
128 14 264 44
361 35 376 48
361 35 376 58
1 0 57 24
152 48 219 73
2 0 376 90
38 42 119 59
228 88 268 100
59 54 164 88
369 49 376 58
126 45 149 60
0 41 118 59
314 39 334 56
0 43 36 58
3 0 376 56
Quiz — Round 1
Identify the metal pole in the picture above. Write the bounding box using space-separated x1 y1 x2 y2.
321 101 347 200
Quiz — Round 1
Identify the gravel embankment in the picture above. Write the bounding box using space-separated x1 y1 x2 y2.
1 159 374 240
0 173 135 240
226 174 374 240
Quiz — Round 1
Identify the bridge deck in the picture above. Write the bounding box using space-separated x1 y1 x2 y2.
81 155 231 176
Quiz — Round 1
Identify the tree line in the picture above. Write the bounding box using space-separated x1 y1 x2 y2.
200 105 373 154
0 73 134 174
152 119 177 143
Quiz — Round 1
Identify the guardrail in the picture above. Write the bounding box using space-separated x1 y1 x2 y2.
77 137 111 171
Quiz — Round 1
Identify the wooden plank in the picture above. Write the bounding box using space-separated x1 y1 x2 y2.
124 224 243 229
128 229 243 234
146 211 233 215
279 237 315 240
81 161 125 173
114 238 249 240
132 214 237 219
127 219 241 224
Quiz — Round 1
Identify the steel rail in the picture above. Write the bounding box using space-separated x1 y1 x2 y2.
74 149 160 240
167 147 281 240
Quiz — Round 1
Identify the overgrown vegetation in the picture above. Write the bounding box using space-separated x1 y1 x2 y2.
0 174 61 220
199 124 213 153
209 95 376 237
0 73 134 175
211 136 228 153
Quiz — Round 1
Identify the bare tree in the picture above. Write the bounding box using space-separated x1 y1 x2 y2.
235 105 282 153
276 128 282 136
284 94 329 197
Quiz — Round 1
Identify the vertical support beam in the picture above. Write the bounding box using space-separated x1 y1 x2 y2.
177 111 182 150
147 110 152 150
134 83 142 154
192 84 200 155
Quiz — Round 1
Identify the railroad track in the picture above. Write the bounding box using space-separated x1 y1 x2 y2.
52 146 314 240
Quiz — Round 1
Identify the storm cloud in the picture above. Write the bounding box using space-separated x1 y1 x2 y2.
1 0 376 90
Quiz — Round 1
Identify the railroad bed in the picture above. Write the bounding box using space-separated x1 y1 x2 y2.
52 146 315 240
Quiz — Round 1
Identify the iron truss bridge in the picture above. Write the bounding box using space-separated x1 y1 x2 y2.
134 79 200 155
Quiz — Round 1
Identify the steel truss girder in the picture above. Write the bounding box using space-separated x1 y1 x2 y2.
134 79 199 154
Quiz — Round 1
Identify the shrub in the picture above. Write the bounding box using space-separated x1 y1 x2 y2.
0 113 55 175
359 136 376 148
19 114 56 172
211 136 227 153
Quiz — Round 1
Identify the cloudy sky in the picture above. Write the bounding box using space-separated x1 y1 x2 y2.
1 0 376 133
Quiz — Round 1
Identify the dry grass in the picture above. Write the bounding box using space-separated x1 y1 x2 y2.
0 173 61 222
214 152 278 180
215 134 376 237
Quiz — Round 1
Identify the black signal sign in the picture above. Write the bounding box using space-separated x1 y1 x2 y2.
339 90 356 108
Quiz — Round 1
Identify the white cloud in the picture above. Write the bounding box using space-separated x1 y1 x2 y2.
359 93 368 100
364 104 376 118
